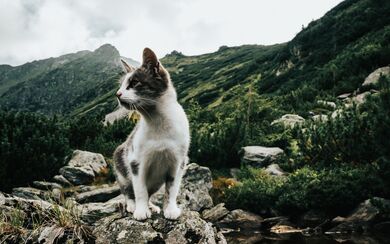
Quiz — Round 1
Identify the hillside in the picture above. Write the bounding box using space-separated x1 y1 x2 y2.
0 44 138 116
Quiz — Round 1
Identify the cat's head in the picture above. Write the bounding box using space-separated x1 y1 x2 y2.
116 48 171 111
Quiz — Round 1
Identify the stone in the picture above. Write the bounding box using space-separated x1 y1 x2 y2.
67 150 107 175
317 100 337 109
79 195 124 224
271 114 305 128
312 114 329 122
270 225 302 234
337 93 351 100
76 184 120 203
59 166 95 185
93 211 226 244
216 209 263 230
33 181 62 190
351 91 372 105
240 146 284 167
11 187 46 200
52 175 73 187
264 164 286 176
328 197 390 234
202 203 230 222
362 66 390 88
151 163 214 212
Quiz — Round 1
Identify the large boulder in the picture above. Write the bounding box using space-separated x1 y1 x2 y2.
271 114 305 128
362 66 390 88
59 150 107 185
150 163 214 211
328 197 390 234
240 146 284 167
93 211 226 244
103 106 129 126
76 184 120 203
216 209 263 230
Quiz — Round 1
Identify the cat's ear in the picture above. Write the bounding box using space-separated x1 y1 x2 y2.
142 48 159 73
121 59 135 73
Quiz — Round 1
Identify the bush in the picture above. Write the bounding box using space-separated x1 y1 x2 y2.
223 166 385 216
0 110 71 192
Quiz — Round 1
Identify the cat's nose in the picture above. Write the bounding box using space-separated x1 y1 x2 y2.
116 91 122 97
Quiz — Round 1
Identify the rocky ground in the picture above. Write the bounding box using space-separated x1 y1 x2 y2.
2 149 390 243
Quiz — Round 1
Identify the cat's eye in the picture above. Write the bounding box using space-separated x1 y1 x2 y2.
126 80 141 90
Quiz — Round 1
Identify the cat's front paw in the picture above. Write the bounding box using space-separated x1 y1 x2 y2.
133 207 151 220
126 200 135 213
164 205 181 220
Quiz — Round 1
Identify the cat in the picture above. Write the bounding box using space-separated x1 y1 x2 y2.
113 48 190 220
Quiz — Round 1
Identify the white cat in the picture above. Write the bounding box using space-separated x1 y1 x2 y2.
113 48 190 220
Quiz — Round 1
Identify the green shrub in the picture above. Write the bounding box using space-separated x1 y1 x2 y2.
0 110 71 192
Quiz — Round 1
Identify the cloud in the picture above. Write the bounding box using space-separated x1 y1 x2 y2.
0 0 343 66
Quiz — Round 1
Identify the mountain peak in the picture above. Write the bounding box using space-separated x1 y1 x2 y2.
94 44 119 57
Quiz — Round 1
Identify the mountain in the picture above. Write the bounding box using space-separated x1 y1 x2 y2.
0 44 138 116
0 0 389 119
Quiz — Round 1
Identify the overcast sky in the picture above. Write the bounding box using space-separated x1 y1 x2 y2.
0 0 343 66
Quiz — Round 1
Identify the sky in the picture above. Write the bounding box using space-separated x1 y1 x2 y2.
0 0 343 66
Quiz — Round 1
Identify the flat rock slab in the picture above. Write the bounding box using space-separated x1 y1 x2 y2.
93 211 226 244
60 166 95 185
76 185 120 203
202 203 230 222
11 187 47 200
271 114 305 128
33 181 62 190
241 146 284 167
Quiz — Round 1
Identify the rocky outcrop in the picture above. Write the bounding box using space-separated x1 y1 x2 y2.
93 211 226 244
362 66 390 88
59 150 107 185
271 114 305 128
33 181 62 190
327 197 390 234
241 146 284 167
11 187 47 200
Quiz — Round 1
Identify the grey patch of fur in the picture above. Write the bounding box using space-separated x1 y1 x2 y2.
113 146 128 178
130 160 139 175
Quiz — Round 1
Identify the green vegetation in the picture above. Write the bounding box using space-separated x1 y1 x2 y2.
0 0 389 219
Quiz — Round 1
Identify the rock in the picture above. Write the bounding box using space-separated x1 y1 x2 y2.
80 195 124 224
312 114 329 122
331 109 344 119
93 211 226 244
202 203 230 222
270 225 302 234
33 181 62 190
362 66 390 88
12 187 46 200
261 216 290 230
59 150 107 185
68 150 107 174
52 175 73 187
317 100 337 109
351 91 372 105
264 164 286 176
148 163 213 212
38 226 66 244
271 114 305 128
241 146 284 167
216 209 263 230
300 210 328 227
59 165 95 185
337 93 352 100
328 197 390 234
76 184 120 203
103 106 129 126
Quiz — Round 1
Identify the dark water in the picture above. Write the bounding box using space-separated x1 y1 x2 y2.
224 231 390 244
